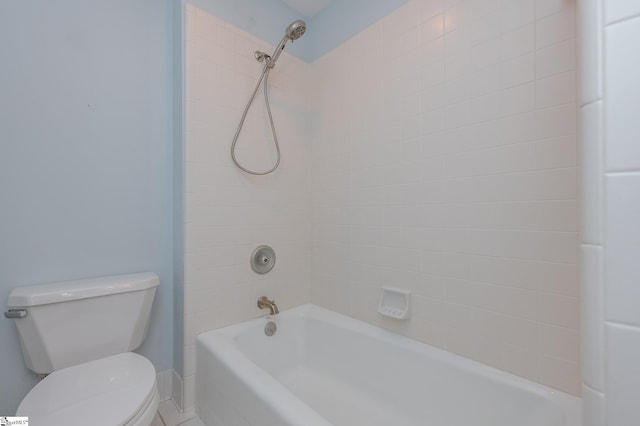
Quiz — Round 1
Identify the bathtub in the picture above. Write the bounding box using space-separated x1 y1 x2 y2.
196 304 581 426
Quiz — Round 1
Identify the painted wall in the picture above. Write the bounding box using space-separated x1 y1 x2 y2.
310 0 579 395
0 0 174 414
579 0 640 424
182 5 312 412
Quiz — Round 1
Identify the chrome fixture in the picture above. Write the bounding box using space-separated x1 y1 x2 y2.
250 245 276 274
257 296 279 316
230 20 307 175
264 321 277 336
4 309 27 319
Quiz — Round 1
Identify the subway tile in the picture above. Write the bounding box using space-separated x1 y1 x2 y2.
538 323 580 362
536 0 571 19
534 200 578 231
605 173 640 325
500 53 535 88
580 102 603 244
536 292 580 329
539 355 580 394
501 82 535 116
469 9 502 45
470 38 501 70
605 0 640 24
605 19 640 171
469 64 501 97
536 38 576 79
582 385 605 426
578 0 602 105
606 323 640 425
501 0 535 33
532 135 577 170
535 71 576 109
581 244 605 391
444 1 471 33
422 14 445 42
536 7 576 49
501 24 535 61
469 92 502 124
535 103 577 140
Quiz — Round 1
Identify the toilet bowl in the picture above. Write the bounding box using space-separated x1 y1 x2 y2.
6 273 161 425
17 353 159 426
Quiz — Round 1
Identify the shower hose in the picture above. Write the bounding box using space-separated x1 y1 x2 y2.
230 63 281 175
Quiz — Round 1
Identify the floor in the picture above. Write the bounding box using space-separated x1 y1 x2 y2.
152 400 204 426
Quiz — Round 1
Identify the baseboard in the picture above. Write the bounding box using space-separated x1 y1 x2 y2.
171 369 184 411
156 369 173 401
155 369 191 413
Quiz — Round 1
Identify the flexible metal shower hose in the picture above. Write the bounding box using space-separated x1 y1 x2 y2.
230 64 281 175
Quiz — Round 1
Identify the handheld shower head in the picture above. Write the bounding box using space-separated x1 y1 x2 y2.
285 20 306 41
270 19 307 64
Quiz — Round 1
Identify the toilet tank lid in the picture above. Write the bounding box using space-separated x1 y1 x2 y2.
7 272 159 307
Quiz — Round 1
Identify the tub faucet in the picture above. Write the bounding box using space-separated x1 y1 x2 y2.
257 296 279 315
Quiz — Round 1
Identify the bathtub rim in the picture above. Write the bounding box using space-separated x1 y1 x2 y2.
196 303 581 426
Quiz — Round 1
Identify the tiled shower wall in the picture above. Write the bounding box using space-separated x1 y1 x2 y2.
184 0 580 409
580 0 640 423
183 5 311 411
309 0 579 395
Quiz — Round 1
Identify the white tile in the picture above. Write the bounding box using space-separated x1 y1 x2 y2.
469 92 502 124
500 53 535 88
539 355 580 394
535 200 577 231
422 14 445 42
536 38 576 78
581 244 605 391
582 385 605 426
580 102 603 244
605 173 640 325
469 64 500 97
536 7 576 48
501 0 535 33
578 0 603 105
158 400 195 426
538 323 580 362
536 0 570 19
535 71 576 109
605 0 640 24
501 82 535 116
470 38 501 70
532 134 577 170
606 323 640 425
535 103 577 140
444 2 470 33
605 18 640 171
501 24 535 60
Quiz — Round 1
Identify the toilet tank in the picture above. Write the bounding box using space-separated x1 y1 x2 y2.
6 272 159 374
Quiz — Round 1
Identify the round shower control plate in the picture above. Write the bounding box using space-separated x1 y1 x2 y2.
250 245 276 274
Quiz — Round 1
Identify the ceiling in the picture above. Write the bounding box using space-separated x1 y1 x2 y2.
280 0 334 18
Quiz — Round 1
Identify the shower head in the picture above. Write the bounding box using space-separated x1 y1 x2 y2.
285 20 306 41
270 19 307 64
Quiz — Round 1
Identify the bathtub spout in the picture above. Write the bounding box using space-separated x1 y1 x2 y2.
257 296 279 315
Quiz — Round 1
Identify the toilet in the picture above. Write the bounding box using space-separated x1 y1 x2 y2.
6 272 161 426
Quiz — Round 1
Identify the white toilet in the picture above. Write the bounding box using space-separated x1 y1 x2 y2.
6 272 161 426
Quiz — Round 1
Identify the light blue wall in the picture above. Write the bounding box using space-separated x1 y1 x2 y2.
188 0 309 59
308 0 408 60
0 0 174 414
185 0 407 62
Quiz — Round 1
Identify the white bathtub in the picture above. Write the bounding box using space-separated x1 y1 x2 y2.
196 304 581 426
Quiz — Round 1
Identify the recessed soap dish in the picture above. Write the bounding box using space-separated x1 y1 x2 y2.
378 287 411 320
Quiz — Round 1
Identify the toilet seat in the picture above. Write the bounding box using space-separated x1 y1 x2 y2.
17 352 159 426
